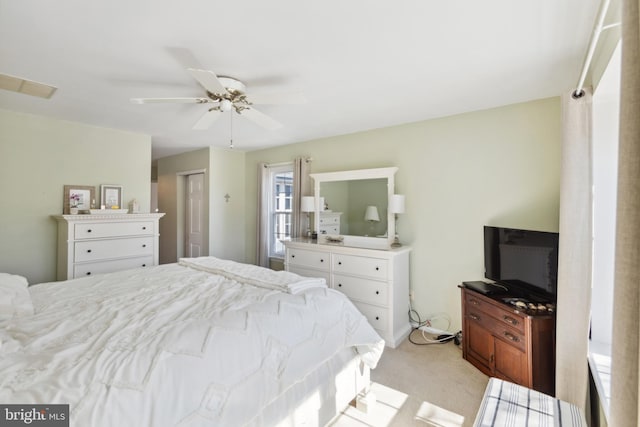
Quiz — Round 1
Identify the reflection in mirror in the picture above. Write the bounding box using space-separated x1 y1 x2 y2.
320 179 387 237
310 167 398 248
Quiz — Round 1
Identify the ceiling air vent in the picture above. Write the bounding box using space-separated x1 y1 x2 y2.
0 73 57 99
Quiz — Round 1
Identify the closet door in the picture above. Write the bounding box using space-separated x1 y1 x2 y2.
186 173 205 257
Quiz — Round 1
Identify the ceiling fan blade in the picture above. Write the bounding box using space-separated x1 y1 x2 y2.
248 92 307 105
193 108 222 130
187 68 228 95
130 97 208 104
239 107 283 130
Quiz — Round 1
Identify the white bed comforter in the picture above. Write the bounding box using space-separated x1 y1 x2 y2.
0 257 384 426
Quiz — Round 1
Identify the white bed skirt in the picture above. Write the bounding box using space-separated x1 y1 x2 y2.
252 347 370 427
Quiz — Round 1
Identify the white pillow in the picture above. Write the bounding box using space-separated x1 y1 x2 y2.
0 273 34 322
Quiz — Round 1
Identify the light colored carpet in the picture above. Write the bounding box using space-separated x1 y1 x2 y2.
332 336 489 427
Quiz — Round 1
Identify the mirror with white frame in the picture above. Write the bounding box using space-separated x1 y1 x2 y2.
310 167 397 248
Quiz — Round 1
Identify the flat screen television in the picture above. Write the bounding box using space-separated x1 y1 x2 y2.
484 226 559 302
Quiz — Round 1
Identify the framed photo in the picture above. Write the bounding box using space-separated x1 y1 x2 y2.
63 185 95 214
101 184 123 209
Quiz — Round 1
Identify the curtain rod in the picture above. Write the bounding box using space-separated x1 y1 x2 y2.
573 0 620 98
263 157 312 168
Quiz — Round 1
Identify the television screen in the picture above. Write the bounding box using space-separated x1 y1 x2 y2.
484 226 559 300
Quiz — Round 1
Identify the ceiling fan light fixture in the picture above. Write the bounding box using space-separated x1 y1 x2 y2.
134 67 290 131
219 99 233 112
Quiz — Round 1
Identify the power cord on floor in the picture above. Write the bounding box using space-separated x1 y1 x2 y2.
407 307 456 346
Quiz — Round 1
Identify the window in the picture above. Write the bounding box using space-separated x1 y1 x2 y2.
268 164 294 257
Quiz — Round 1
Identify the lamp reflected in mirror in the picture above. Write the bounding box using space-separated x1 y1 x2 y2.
364 205 380 237
390 195 405 247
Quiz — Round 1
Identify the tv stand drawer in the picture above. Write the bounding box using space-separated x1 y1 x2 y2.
465 292 525 334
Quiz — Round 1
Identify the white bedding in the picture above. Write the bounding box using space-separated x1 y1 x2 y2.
0 257 384 426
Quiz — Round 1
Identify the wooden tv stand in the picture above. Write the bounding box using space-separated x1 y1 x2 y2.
459 284 556 395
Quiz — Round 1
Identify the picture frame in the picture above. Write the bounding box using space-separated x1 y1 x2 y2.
100 184 123 209
63 185 95 214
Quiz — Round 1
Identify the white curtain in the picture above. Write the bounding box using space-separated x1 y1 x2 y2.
555 89 593 410
256 162 269 267
610 0 640 424
292 156 310 238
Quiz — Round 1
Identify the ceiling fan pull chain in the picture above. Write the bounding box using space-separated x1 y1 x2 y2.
229 110 234 149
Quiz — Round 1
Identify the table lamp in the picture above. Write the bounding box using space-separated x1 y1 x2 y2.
390 194 405 247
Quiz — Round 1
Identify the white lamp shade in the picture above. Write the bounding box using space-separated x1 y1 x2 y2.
364 205 380 222
301 196 315 212
390 194 405 214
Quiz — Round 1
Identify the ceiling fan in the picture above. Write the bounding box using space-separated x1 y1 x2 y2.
130 68 304 131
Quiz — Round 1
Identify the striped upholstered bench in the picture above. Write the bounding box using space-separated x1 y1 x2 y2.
473 378 587 427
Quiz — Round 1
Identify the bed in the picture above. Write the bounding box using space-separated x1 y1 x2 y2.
0 256 384 426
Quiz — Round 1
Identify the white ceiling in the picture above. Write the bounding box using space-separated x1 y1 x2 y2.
0 0 600 160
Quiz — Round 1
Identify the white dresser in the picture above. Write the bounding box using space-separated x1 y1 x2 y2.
283 238 411 348
53 213 165 280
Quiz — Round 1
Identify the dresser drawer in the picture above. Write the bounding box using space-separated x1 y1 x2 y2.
319 215 340 225
353 302 387 333
333 254 388 280
465 292 525 334
287 248 330 271
333 274 388 306
466 309 526 352
318 225 340 235
74 237 154 262
75 221 154 240
288 265 331 284
74 256 154 278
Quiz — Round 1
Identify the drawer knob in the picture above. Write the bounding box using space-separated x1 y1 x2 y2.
470 299 479 306
142 244 147 248
87 229 92 233
291 254 295 258
338 261 342 265
320 259 324 263
503 315 519 326
338 283 342 287
142 226 147 230
375 290 380 295
86 272 91 276
142 264 146 267
469 313 480 321
375 267 379 271
375 316 380 320
87 249 92 253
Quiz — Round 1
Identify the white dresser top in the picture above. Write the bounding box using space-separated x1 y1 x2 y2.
53 213 165 222
284 237 411 257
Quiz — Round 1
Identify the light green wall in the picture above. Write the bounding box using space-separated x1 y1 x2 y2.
0 109 152 284
209 147 246 262
245 97 561 330
157 146 246 264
